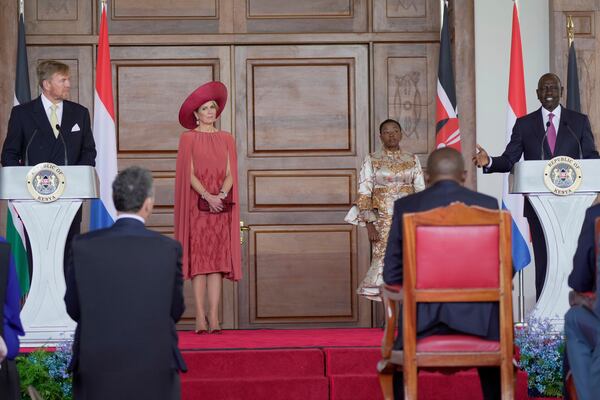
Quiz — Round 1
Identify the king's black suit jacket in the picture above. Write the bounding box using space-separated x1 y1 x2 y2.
383 180 500 344
484 106 599 219
64 218 186 400
1 96 96 166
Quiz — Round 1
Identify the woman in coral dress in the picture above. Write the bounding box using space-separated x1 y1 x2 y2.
345 119 424 301
174 81 241 333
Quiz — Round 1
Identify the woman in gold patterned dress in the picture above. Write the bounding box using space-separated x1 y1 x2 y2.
345 119 425 301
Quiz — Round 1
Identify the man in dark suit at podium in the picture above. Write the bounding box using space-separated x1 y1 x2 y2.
472 73 599 300
384 148 501 400
0 60 97 274
564 203 600 400
65 166 186 400
1 60 96 167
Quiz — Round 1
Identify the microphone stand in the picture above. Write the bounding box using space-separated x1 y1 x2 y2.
55 124 68 166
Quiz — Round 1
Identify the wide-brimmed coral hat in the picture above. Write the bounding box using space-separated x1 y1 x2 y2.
178 81 228 129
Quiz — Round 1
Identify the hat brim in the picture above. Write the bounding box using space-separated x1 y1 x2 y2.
178 81 228 130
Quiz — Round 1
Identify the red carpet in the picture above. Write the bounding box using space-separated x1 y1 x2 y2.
178 328 530 400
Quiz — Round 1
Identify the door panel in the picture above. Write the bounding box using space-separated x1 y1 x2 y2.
235 44 370 328
108 45 234 329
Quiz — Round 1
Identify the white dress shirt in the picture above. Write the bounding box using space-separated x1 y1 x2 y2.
486 105 562 168
40 93 63 128
541 105 561 134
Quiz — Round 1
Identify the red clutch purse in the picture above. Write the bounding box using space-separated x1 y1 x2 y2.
198 191 234 213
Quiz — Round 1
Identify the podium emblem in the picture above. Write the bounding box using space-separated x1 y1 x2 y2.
26 163 66 202
543 156 582 196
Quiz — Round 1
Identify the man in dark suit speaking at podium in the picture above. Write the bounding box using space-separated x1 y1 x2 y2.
472 72 599 300
0 60 97 272
1 60 96 167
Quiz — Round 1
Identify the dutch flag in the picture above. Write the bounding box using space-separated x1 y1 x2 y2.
90 1 117 229
503 1 531 271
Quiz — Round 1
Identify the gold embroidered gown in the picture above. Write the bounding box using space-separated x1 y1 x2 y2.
345 149 425 301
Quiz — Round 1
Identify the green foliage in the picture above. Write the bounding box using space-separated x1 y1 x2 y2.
16 340 73 400
514 316 564 397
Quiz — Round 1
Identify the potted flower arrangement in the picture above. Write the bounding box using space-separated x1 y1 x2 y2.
16 339 73 400
514 316 564 399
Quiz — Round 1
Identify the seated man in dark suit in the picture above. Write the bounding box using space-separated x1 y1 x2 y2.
564 203 600 400
64 166 186 400
0 238 24 400
383 147 501 400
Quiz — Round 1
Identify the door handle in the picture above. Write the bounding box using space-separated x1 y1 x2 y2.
240 221 250 245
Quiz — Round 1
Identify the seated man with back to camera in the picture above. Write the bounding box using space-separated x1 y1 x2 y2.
383 147 501 400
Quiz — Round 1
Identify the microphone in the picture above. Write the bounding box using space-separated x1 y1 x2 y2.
55 124 69 166
24 128 39 166
540 120 551 160
563 121 583 159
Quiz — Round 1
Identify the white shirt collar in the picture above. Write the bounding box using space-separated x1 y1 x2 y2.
541 105 561 123
116 213 146 224
41 93 62 111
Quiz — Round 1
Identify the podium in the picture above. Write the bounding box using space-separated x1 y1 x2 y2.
510 159 600 327
0 165 98 345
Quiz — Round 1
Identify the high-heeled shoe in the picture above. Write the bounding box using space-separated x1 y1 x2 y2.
208 317 222 334
195 317 209 335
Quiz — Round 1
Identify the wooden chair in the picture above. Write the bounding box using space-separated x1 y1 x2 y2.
27 386 45 400
565 371 577 400
378 203 514 399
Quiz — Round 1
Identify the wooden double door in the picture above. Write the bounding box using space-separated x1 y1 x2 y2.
7 0 445 330
21 41 438 329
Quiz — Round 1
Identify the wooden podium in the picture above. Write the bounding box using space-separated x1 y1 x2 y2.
0 165 98 345
510 159 600 328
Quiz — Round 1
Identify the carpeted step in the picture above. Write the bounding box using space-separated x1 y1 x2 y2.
325 347 381 375
182 348 325 378
182 376 329 400
328 369 530 400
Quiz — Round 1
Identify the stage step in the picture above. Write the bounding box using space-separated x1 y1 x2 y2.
182 376 329 400
182 348 324 378
178 329 531 400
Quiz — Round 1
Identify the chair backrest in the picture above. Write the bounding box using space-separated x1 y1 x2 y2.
415 224 499 289
403 203 511 306
28 386 45 400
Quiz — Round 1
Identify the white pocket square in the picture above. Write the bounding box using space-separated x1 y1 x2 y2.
71 123 81 132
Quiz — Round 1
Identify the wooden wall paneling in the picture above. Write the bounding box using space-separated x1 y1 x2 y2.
107 45 233 328
249 225 357 323
453 0 476 188
372 43 437 165
105 0 234 34
233 0 367 33
248 169 356 211
25 0 92 35
551 2 600 146
26 46 94 111
372 0 439 32
235 44 371 328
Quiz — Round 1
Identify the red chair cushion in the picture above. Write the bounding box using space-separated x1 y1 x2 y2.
416 334 500 352
415 225 499 289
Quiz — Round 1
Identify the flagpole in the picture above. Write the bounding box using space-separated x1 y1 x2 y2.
567 15 575 47
19 0 24 15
